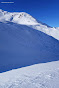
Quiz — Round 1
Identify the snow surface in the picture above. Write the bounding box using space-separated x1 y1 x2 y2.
0 9 59 40
0 61 59 88
0 21 59 72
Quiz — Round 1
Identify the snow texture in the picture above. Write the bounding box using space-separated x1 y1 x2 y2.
0 61 59 88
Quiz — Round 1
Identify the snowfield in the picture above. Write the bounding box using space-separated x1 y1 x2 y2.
0 61 59 88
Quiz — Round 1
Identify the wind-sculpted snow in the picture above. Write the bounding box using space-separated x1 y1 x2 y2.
0 22 59 72
0 61 59 88
0 9 59 40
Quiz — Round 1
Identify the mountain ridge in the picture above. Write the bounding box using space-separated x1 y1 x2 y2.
0 9 59 40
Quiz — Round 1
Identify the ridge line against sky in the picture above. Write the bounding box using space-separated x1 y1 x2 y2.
0 0 59 27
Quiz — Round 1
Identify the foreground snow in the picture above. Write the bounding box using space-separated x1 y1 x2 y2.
0 61 59 88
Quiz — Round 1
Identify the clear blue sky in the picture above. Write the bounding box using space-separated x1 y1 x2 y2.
0 0 59 27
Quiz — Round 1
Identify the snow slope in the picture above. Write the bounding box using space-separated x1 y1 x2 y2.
0 9 59 40
0 21 59 72
0 61 59 88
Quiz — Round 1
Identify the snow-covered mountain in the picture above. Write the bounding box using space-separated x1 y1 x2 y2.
0 9 59 73
0 61 59 88
0 9 59 40
0 9 59 88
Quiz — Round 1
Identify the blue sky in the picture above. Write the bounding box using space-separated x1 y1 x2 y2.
0 0 59 27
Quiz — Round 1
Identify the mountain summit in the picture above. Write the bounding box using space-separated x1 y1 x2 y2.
0 9 38 25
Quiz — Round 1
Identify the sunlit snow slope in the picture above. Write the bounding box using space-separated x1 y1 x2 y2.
0 9 59 40
0 61 59 88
